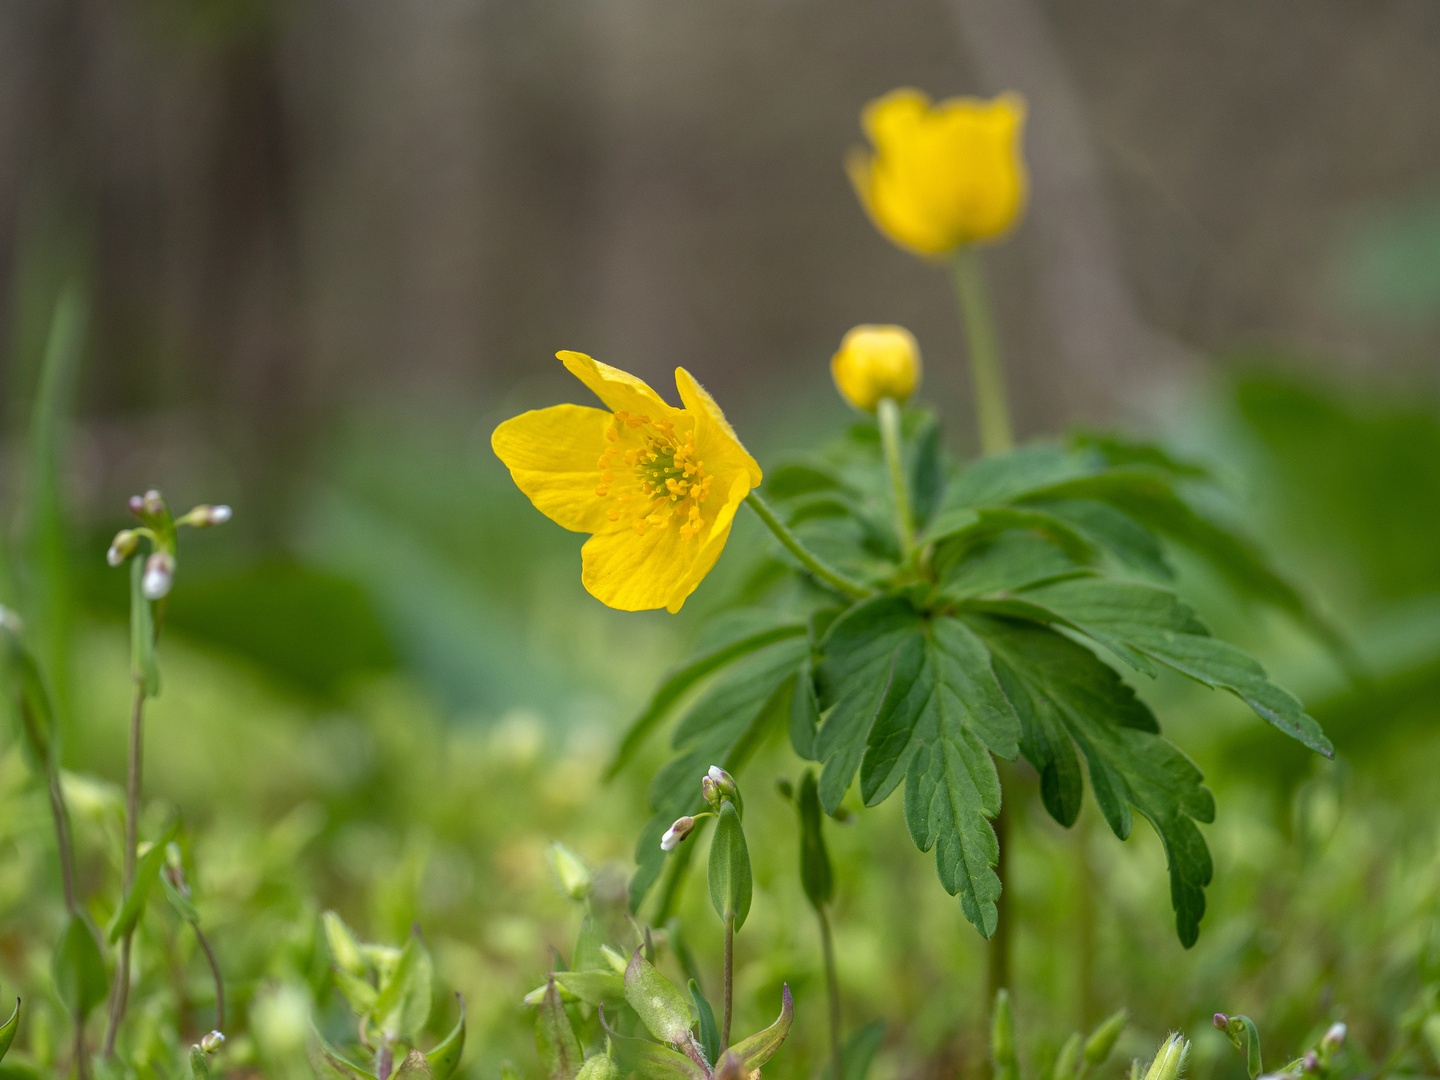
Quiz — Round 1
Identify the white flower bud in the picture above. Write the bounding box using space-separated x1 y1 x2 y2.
200 1030 225 1053
1321 1023 1346 1053
142 489 165 516
142 550 176 600
708 765 736 794
0 605 23 635
661 816 696 851
180 504 232 528
701 775 720 809
107 529 139 567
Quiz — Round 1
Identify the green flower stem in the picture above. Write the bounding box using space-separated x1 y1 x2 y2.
103 679 147 1057
952 246 1014 455
721 914 735 1051
876 397 915 559
817 904 843 1080
745 492 870 600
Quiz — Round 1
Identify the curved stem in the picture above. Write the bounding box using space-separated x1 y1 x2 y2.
744 493 870 601
192 921 225 1031
876 398 914 559
952 247 1014 455
817 905 843 1080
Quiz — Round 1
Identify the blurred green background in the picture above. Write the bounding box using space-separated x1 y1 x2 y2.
3 3 1440 1080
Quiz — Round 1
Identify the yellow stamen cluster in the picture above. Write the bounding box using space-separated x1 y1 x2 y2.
595 410 714 540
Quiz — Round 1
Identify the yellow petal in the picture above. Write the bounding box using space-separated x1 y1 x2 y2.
674 368 763 489
560 351 678 421
492 404 614 533
581 518 721 612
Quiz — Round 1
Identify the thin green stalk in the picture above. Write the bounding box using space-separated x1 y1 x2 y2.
192 921 225 1031
744 492 870 600
721 915 735 1051
817 905 843 1080
103 679 147 1056
876 397 914 558
952 247 1014 455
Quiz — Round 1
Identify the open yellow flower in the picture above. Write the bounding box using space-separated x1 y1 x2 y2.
848 88 1027 257
492 352 762 613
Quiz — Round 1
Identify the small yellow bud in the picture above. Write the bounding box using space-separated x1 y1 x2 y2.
831 325 922 412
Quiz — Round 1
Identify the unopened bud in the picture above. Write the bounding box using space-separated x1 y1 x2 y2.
1141 1035 1189 1080
1320 1023 1346 1053
128 494 146 516
831 324 922 412
107 529 139 567
180 504 232 528
142 550 176 600
702 775 720 810
547 842 593 900
142 489 165 516
0 605 23 636
991 989 1017 1071
200 1030 225 1053
1085 1009 1129 1067
661 816 696 851
1213 1014 1230 1031
1303 1052 1319 1073
708 765 736 795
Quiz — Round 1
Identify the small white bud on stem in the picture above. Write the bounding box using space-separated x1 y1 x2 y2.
661 816 697 851
142 550 177 600
107 529 139 567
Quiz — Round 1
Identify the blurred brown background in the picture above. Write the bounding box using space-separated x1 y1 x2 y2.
4 0 1440 528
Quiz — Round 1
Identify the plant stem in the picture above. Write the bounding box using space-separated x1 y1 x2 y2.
876 397 914 558
192 921 225 1030
817 905 843 1080
377 1041 395 1080
744 493 870 601
103 678 147 1057
721 915 735 1051
952 247 1014 456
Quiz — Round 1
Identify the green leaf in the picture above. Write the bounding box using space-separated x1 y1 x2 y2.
1068 431 1210 480
813 598 1017 934
1016 499 1173 580
537 980 583 1080
624 950 693 1045
1222 1015 1263 1080
606 622 806 779
190 1045 213 1080
307 1015 378 1080
708 801 752 930
948 444 1093 509
934 532 1090 601
0 999 18 1064
53 917 106 1022
766 461 844 500
425 995 466 1080
572 914 608 973
727 984 794 1071
908 412 945 528
788 658 820 761
108 817 181 943
1083 1008 1128 1067
991 989 1019 1080
971 616 1215 946
130 556 160 698
821 1020 886 1080
394 1050 434 1079
609 1036 708 1080
689 980 719 1067
373 928 432 1040
323 911 366 977
0 631 57 769
160 866 200 924
797 771 834 908
1003 578 1332 757
630 637 807 912
333 967 379 1017
551 971 624 1006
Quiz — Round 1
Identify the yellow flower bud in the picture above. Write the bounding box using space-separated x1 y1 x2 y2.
848 88 1027 257
831 325 922 412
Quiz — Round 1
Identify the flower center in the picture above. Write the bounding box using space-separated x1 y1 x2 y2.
595 410 714 540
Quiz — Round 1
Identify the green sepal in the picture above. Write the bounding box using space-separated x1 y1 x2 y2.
306 1014 378 1080
323 912 366 977
551 971 625 1007
1084 1008 1128 1067
689 980 719 1067
708 801 752 931
1053 1034 1082 1080
373 927 432 1040
727 984 794 1071
624 950 693 1045
333 967 379 1017
576 1053 622 1080
537 980 583 1080
426 995 466 1080
108 817 182 943
54 917 106 1022
0 998 19 1064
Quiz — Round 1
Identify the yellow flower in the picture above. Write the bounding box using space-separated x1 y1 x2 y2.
492 352 762 613
831 325 922 412
848 88 1027 257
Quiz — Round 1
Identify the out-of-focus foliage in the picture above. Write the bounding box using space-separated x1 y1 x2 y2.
1 368 1439 1080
